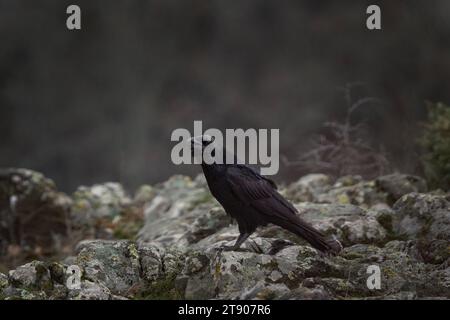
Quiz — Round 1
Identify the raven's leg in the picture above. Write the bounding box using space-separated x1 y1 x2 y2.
231 232 251 250
248 239 263 254
219 232 252 251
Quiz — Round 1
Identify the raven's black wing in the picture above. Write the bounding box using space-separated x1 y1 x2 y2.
225 165 342 254
225 165 299 221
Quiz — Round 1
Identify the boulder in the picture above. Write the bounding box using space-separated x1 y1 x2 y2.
0 172 448 300
376 174 427 204
392 193 450 264
0 168 72 264
75 240 141 296
137 175 217 248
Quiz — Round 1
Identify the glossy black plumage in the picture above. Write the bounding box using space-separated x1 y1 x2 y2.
200 161 342 254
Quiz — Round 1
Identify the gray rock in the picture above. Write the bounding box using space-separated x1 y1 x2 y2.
137 242 164 282
1 260 62 299
138 175 217 248
180 238 449 299
0 272 8 299
1 172 448 300
133 185 155 204
376 174 427 204
68 280 111 300
137 242 184 284
180 244 345 299
392 193 450 264
284 174 332 202
75 240 141 296
317 180 387 208
0 168 72 259
258 203 388 247
1 287 47 300
8 261 52 291
337 241 449 298
72 182 131 220
185 207 232 244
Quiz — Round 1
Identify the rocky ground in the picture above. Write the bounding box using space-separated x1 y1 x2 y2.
0 169 448 299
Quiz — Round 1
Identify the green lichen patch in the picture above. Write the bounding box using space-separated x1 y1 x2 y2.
134 274 183 300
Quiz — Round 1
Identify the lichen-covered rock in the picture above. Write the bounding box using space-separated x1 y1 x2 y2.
239 281 332 300
137 242 184 285
0 272 7 289
287 173 428 209
1 287 48 300
392 193 449 239
1 260 67 299
178 237 449 299
376 174 427 204
0 168 72 265
284 174 332 202
75 240 141 296
137 243 164 282
0 171 448 300
8 261 52 292
71 182 144 241
339 216 388 245
316 180 387 208
138 175 217 248
392 193 450 264
0 272 8 299
286 174 389 208
339 241 449 298
72 182 131 220
179 244 344 299
257 203 388 247
68 280 112 300
185 207 232 244
133 185 155 204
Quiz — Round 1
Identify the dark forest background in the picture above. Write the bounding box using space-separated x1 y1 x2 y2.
1 0 449 192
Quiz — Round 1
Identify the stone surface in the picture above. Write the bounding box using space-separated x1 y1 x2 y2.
75 240 141 295
72 182 131 220
376 174 428 204
0 168 72 265
68 280 112 300
0 171 448 300
392 193 450 264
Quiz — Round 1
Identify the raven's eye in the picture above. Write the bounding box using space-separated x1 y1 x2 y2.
202 136 214 145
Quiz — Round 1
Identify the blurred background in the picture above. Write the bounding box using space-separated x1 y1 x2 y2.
1 0 450 192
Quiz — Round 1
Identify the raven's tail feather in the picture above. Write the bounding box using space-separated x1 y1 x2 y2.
275 218 342 254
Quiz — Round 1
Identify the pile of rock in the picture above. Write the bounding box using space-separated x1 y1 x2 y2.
0 170 448 299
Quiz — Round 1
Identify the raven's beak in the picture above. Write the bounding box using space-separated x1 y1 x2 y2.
189 136 204 148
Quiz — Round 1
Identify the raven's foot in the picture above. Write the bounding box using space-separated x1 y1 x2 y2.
216 241 262 253
215 243 247 252
219 245 235 252
247 240 263 254
267 239 294 255
210 244 236 253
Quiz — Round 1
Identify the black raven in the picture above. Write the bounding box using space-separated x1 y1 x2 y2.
190 135 342 254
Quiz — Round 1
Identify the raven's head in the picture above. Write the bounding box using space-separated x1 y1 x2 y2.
189 134 232 165
190 134 215 152
189 135 216 164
